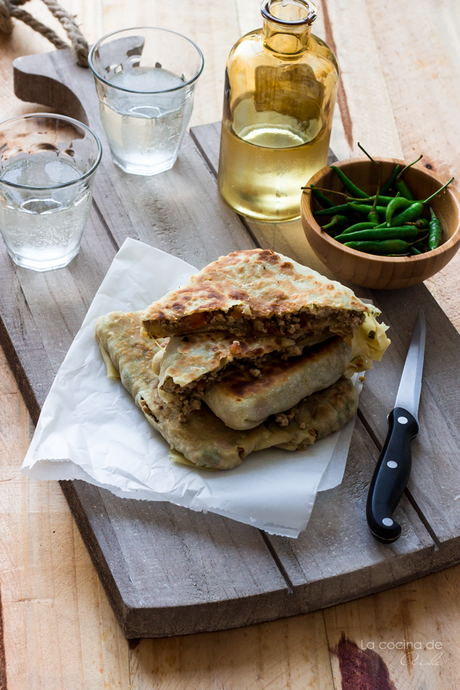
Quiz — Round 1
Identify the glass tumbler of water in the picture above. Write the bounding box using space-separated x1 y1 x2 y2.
0 113 102 272
88 27 204 176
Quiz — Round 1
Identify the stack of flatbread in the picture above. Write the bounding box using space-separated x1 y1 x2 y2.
96 249 390 470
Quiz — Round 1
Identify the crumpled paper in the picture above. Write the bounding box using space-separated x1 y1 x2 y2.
22 238 359 538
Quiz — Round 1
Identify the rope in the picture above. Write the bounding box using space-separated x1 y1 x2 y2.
0 0 89 67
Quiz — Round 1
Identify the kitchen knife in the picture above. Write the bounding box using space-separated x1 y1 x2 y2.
366 308 426 543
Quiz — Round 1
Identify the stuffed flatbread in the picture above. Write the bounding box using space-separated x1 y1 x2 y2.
95 311 359 470
141 249 372 339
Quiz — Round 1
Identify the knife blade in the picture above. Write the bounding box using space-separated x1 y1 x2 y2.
366 308 426 543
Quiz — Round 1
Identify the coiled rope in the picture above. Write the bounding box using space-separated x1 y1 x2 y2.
0 0 89 67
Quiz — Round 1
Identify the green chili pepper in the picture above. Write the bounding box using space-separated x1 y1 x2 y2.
406 218 429 229
395 178 414 200
380 165 401 195
348 202 387 216
314 203 354 217
385 194 413 225
367 178 381 224
336 226 418 243
344 239 411 255
367 209 380 223
423 177 454 204
410 235 429 253
388 202 424 226
310 184 336 209
388 177 454 227
410 246 422 255
339 221 379 235
323 215 350 235
394 154 424 200
330 166 369 199
351 194 400 207
357 143 383 224
428 207 443 250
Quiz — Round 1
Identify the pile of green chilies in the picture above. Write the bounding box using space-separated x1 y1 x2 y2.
306 161 453 257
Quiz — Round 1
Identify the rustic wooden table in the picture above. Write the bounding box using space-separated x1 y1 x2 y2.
1 1 460 688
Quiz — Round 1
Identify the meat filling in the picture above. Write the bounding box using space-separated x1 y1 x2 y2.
162 348 291 420
161 334 341 421
153 307 365 339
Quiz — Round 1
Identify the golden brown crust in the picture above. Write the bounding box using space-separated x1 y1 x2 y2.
141 249 370 338
95 311 359 470
272 376 359 451
203 337 352 430
159 332 301 389
157 331 336 419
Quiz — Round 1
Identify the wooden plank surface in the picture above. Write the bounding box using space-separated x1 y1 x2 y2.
193 123 460 550
1 40 459 641
9 50 297 638
1 0 460 687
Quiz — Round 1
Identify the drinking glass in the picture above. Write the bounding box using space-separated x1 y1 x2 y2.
89 27 204 176
0 113 102 272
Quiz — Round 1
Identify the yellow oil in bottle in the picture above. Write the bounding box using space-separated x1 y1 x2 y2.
217 0 339 223
218 115 330 222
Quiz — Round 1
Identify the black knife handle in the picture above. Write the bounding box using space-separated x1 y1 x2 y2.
366 407 419 543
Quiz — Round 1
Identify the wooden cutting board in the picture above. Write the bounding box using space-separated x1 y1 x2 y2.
4 47 460 639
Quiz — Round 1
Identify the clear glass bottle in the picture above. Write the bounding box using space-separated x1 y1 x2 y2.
217 0 339 222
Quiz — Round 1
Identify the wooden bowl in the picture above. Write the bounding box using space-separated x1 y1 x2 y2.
301 157 460 289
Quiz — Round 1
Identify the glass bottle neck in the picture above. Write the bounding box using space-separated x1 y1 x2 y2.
261 0 316 55
263 21 312 54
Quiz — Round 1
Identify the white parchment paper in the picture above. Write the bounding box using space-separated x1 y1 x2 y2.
22 238 359 538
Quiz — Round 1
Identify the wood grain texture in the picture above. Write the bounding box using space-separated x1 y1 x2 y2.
320 0 403 161
6 52 289 639
0 337 129 690
330 0 460 332
193 123 460 551
1 0 460 687
128 610 336 690
4 46 460 642
266 417 435 598
61 482 295 639
9 48 255 414
325 565 460 689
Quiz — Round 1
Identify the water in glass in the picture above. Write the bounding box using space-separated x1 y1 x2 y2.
100 67 193 176
0 155 93 271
